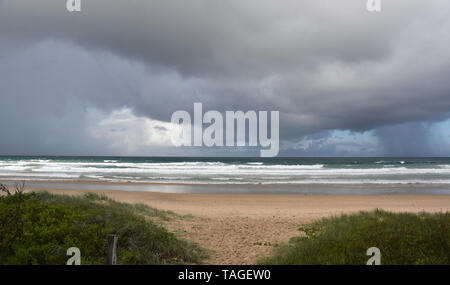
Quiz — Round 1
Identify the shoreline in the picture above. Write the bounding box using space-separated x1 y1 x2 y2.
4 179 450 195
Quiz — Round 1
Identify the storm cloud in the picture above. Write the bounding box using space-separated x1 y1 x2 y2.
1 0 450 155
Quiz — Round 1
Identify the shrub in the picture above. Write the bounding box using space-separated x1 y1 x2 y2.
0 189 205 265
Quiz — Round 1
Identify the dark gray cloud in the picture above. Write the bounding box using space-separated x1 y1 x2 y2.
0 0 450 155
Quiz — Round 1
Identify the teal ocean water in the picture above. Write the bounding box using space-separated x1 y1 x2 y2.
1 156 450 186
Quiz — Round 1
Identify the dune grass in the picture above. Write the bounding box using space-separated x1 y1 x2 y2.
0 190 206 265
259 209 450 265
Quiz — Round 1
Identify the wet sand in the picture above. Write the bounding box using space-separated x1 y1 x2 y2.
8 179 450 194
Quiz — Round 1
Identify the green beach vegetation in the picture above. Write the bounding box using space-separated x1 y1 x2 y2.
0 184 205 265
259 209 450 265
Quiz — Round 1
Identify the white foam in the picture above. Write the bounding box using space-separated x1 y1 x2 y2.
2 159 450 185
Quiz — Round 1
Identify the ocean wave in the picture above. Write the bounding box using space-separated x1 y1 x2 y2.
2 158 450 185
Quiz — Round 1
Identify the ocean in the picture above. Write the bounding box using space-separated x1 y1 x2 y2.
2 156 450 187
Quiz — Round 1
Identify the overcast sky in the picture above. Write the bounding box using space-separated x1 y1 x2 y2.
1 0 450 156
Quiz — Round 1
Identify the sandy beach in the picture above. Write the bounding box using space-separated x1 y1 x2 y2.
25 186 450 265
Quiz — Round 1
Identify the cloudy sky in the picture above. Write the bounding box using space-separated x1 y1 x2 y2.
1 0 450 156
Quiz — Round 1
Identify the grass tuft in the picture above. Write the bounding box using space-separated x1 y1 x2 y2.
259 209 450 265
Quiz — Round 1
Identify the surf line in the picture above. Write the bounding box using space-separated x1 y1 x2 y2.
170 103 279 157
